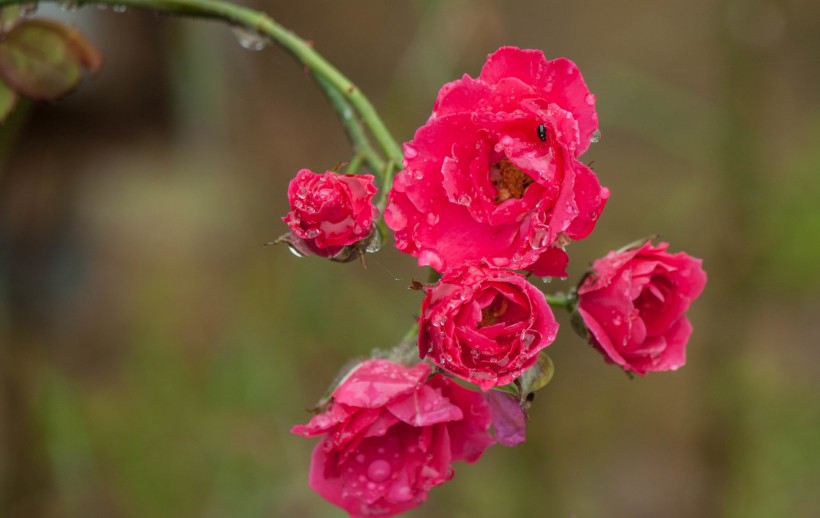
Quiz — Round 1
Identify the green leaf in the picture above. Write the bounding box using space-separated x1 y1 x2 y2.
517 353 554 401
0 19 102 101
0 81 17 122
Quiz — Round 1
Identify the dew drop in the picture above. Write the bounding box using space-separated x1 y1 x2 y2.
365 230 382 253
418 249 443 271
286 244 305 258
367 459 392 482
520 330 540 348
585 93 596 105
431 314 447 327
384 203 407 231
457 194 471 206
413 170 424 180
305 228 321 239
426 212 439 225
404 145 418 159
591 129 602 144
529 227 549 249
232 27 271 51
356 453 366 463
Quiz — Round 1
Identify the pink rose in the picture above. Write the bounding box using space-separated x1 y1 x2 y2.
385 46 608 275
292 359 494 517
418 264 559 391
281 169 379 260
576 241 707 374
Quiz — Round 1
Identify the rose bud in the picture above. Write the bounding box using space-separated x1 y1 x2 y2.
385 46 608 275
292 359 494 518
279 169 380 261
575 241 707 374
418 264 559 391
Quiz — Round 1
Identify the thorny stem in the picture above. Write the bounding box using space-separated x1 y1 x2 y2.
5 0 404 191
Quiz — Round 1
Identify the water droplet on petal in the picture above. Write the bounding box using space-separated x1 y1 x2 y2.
365 230 382 253
520 330 541 348
431 314 447 327
413 170 424 180
426 212 439 225
404 145 418 159
457 194 471 205
305 228 321 239
529 227 549 249
418 249 443 271
384 203 407 231
591 129 602 144
286 244 305 258
585 93 596 105
356 453 366 463
367 459 392 482
232 27 271 51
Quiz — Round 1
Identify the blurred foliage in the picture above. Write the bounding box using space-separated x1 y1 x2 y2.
1 0 819 517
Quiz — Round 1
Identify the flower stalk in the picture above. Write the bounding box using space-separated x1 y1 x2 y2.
2 0 403 191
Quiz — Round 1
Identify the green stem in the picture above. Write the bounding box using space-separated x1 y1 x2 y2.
13 0 404 179
374 158 395 212
545 292 575 311
313 74 385 176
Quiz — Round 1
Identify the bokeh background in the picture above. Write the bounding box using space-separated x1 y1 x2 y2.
1 0 819 516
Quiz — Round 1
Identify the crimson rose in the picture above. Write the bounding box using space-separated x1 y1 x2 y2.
281 169 379 259
419 264 559 390
576 241 707 374
292 359 494 517
385 46 608 276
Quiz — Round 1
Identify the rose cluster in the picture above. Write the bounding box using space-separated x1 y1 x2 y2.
281 47 706 517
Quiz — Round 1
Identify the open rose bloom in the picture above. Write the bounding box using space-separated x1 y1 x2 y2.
281 169 379 260
419 264 559 390
292 360 494 517
576 242 707 374
385 47 609 276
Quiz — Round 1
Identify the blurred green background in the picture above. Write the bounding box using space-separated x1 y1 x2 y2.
1 0 819 516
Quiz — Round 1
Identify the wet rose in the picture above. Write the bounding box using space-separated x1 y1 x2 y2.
576 241 707 374
419 264 559 391
292 359 494 518
281 169 379 260
385 46 608 275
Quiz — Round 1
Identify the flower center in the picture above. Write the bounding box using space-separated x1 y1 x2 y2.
479 297 509 327
490 159 533 203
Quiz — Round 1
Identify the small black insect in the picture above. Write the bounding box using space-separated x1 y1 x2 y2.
537 123 547 143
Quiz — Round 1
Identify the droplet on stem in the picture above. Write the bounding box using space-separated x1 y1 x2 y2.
232 27 271 51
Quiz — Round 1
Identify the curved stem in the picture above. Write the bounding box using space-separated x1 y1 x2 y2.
313 74 385 176
16 0 404 178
